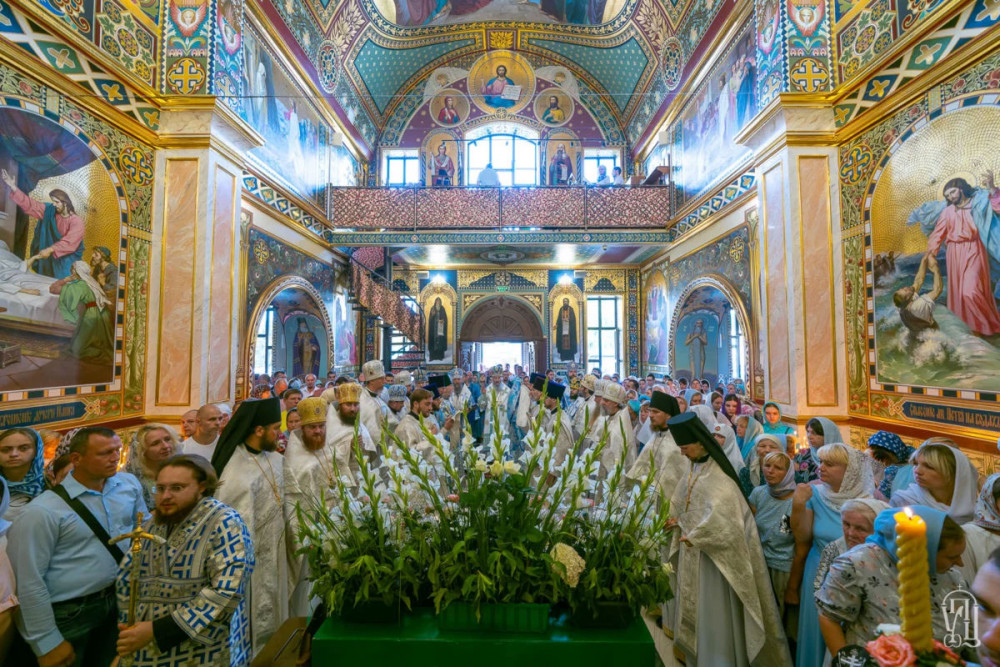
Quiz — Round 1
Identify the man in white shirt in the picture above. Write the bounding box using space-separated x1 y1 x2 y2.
612 166 626 185
181 404 223 461
477 163 500 187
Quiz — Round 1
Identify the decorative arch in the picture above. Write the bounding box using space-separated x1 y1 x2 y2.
460 294 545 342
667 275 756 396
243 275 333 393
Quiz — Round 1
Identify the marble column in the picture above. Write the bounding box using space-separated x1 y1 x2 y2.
144 100 262 415
737 98 848 421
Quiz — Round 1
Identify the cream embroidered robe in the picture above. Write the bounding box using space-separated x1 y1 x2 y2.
216 444 290 657
667 459 792 667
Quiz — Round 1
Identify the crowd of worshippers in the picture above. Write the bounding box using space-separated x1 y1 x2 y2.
0 360 998 667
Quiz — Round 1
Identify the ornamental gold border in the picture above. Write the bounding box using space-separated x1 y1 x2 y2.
9 0 159 98
0 37 159 147
832 0 969 95
833 5 1000 142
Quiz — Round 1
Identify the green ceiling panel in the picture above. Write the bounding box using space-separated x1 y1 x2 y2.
529 36 648 113
355 38 475 114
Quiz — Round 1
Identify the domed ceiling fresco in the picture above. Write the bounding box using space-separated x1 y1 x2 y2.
253 0 741 156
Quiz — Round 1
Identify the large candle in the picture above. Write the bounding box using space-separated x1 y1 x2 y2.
895 508 933 653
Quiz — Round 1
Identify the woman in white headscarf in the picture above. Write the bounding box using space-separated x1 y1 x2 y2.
789 442 875 667
57 260 114 363
889 438 979 525
690 404 745 474
959 472 1000 582
792 417 844 485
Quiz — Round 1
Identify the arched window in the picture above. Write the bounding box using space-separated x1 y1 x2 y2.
465 123 539 186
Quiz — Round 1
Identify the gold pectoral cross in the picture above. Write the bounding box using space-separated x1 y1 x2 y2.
110 512 166 667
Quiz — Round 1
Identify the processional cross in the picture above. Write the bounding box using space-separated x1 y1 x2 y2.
110 512 166 667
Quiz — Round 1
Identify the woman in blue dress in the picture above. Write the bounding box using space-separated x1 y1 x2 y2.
787 442 874 667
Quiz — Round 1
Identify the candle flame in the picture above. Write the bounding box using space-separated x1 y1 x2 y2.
903 507 915 519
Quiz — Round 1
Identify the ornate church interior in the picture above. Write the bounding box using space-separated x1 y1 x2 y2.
1 0 1000 665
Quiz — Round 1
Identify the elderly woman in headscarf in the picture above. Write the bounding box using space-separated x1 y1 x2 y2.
739 432 789 496
748 450 798 621
793 417 844 485
959 472 1000 583
889 438 979 525
123 423 183 507
788 442 874 667
867 430 915 499
812 498 889 595
0 428 46 523
816 506 968 658
57 260 114 363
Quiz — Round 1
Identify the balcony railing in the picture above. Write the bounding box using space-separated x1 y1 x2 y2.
330 184 674 231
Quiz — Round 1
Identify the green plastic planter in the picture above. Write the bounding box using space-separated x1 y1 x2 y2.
570 602 636 629
337 600 401 624
439 602 551 634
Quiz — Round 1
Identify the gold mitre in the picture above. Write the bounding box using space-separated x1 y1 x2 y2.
336 382 363 404
296 397 327 426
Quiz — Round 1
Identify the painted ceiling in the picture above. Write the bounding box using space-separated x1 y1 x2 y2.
390 243 662 266
254 0 736 152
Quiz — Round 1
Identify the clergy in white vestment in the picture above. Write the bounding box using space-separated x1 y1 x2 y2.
596 383 636 477
284 397 336 617
430 374 460 444
585 378 609 450
565 379 585 421
385 383 408 434
211 397 289 658
514 374 541 435
666 412 793 667
573 374 598 440
479 368 512 441
626 391 685 497
540 381 574 467
448 368 471 437
359 360 391 448
393 370 413 414
394 389 452 493
115 455 253 667
327 383 378 480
